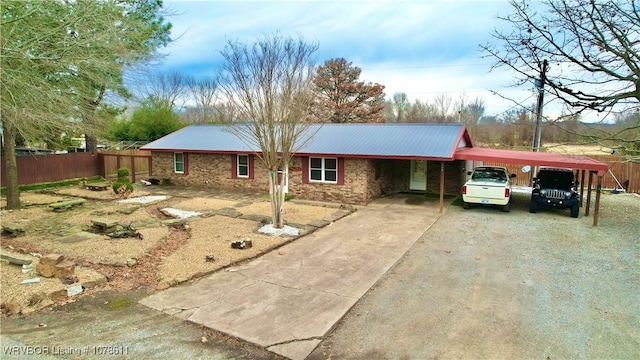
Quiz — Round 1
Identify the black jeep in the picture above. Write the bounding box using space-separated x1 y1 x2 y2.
530 167 580 218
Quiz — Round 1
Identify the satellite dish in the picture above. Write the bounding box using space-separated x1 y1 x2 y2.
521 165 531 173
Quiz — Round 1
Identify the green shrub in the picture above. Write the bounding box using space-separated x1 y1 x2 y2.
112 180 134 195
113 167 133 197
117 167 130 180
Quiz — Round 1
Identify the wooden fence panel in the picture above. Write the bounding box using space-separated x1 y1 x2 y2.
0 152 99 187
99 151 151 183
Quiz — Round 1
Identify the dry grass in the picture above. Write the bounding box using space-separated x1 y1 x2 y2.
543 143 613 155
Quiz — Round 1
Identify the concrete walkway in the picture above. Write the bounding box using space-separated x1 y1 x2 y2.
140 195 447 360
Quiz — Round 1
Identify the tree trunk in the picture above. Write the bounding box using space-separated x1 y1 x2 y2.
85 133 98 153
2 124 22 209
268 170 285 229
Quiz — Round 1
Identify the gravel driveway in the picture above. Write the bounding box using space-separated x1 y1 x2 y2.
309 191 640 359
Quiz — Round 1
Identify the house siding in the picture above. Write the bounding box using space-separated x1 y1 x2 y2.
150 152 464 203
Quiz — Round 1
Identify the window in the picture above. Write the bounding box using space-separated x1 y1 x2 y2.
310 157 337 183
237 155 249 178
174 152 184 173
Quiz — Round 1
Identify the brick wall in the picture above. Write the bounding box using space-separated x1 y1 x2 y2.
288 157 375 204
426 160 466 195
151 152 268 195
151 152 465 203
151 152 375 204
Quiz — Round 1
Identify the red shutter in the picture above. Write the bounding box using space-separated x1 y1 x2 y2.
231 154 237 179
248 155 254 179
183 153 189 175
302 157 309 184
337 158 345 185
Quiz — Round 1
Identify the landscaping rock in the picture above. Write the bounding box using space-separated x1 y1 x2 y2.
39 253 64 266
22 264 34 274
21 278 41 285
214 207 242 218
126 258 137 267
162 218 190 227
231 238 253 249
67 285 83 297
2 302 22 315
0 253 32 266
36 255 75 279
117 205 140 215
308 220 330 228
57 231 101 244
240 214 271 223
1 224 24 237
53 260 76 279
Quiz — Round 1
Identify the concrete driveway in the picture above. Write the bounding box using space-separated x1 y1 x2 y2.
141 194 446 360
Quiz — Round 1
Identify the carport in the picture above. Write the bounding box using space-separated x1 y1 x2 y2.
454 147 609 226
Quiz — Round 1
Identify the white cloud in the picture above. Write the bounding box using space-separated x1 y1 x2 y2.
155 0 564 117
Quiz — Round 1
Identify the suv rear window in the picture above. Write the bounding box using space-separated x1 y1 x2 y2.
538 170 574 190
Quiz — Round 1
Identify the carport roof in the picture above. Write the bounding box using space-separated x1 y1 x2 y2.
454 147 609 176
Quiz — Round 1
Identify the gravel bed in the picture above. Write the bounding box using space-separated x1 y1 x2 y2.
1 186 348 315
157 216 294 285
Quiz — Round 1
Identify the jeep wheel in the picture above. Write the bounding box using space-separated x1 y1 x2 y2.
463 201 470 209
570 204 579 218
502 201 511 212
529 200 537 213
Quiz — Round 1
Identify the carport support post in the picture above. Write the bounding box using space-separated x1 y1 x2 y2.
586 171 593 216
579 170 586 207
593 175 602 226
439 162 445 213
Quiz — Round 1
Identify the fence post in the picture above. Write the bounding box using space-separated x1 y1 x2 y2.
131 156 136 183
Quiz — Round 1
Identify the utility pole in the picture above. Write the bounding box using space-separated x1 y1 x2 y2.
533 59 548 153
532 59 548 180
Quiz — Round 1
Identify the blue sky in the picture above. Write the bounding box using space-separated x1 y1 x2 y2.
159 0 543 118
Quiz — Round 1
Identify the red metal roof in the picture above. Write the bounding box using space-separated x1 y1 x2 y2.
455 147 609 176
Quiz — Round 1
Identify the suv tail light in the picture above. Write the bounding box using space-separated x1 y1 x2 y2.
462 185 467 194
504 188 510 198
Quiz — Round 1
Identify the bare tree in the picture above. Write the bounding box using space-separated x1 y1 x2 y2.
392 92 410 123
132 71 188 110
406 99 438 123
434 93 454 122
464 97 486 126
481 0 640 130
218 34 319 228
186 76 221 123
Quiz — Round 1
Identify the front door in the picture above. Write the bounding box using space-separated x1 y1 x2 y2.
409 160 427 191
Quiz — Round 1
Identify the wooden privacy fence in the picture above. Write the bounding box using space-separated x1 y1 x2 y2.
99 150 152 183
473 155 639 194
0 150 152 187
0 152 100 186
2 151 638 194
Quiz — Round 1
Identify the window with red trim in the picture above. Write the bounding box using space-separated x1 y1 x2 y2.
309 157 337 183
